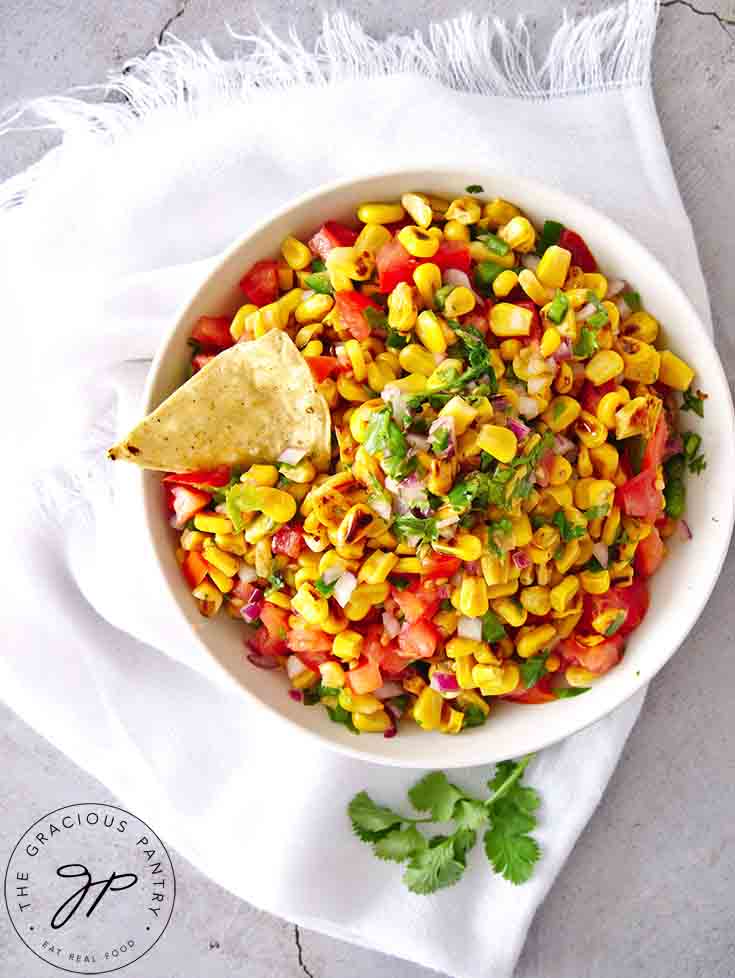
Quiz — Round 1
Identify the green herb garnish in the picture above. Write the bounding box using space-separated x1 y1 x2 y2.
519 654 549 691
392 515 439 546
481 610 507 643
303 271 334 295
466 184 484 194
552 510 586 542
477 232 510 257
622 290 641 312
364 406 415 480
552 687 590 699
314 576 337 598
547 290 569 325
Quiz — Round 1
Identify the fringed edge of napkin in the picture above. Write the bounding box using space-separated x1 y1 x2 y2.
1 0 658 210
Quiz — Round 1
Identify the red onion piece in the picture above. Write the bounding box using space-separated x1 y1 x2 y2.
428 415 457 459
527 376 548 397
520 253 540 271
381 384 409 425
458 616 483 640
286 655 309 680
321 561 346 585
506 416 531 441
430 672 460 693
663 434 684 460
512 549 531 569
576 302 597 321
443 268 472 288
553 340 572 362
240 588 265 623
465 559 480 575
592 542 609 567
554 433 575 455
406 433 430 450
237 564 258 583
374 681 404 700
288 689 303 701
491 395 510 412
518 395 540 420
246 649 279 670
678 519 693 541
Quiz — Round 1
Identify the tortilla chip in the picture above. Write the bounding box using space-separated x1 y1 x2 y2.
108 330 331 472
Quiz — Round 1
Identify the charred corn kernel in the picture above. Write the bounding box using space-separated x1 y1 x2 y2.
575 411 607 449
434 532 483 562
622 310 658 343
554 361 573 394
597 388 630 428
534 525 561 553
181 528 207 551
206 565 234 594
438 395 477 435
230 303 258 340
486 580 519 599
574 478 615 511
394 557 423 575
586 350 624 386
498 216 536 253
483 198 520 228
543 395 581 432
477 424 518 463
292 583 329 625
520 585 551 616
242 464 279 487
458 575 489 617
519 268 554 305
453 655 476 690
337 338 365 382
510 513 533 547
319 661 345 689
414 310 446 355
490 302 533 337
280 235 312 270
413 687 444 730
425 458 455 495
192 580 223 616
358 550 399 584
387 281 418 332
575 444 592 477
348 400 385 444
366 360 396 393
203 543 240 578
491 597 526 628
354 222 392 254
321 605 349 634
589 444 619 482
401 192 433 227
399 343 436 377
336 504 375 547
614 396 650 439
353 710 391 733
398 224 439 258
573 536 595 567
517 624 557 659
332 630 364 661
565 666 600 688
617 338 661 384
447 637 488 660
540 326 562 358
318 549 348 577
439 705 465 735
580 568 611 595
659 350 695 390
337 375 371 403
445 196 482 225
193 513 233 534
474 662 520 695
537 245 573 289
443 219 470 242
550 575 579 613
302 526 329 552
356 202 404 225
295 293 334 324
413 262 441 307
444 286 476 318
492 269 518 298
602 506 621 547
327 245 374 285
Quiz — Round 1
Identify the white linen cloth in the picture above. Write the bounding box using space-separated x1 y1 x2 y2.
0 2 713 976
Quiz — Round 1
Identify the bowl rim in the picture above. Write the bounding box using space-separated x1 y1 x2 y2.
137 164 735 768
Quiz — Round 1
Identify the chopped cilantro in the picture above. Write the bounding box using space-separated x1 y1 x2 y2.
622 290 641 312
540 220 564 248
461 703 488 728
386 326 409 349
573 326 599 359
390 576 411 591
303 271 334 295
682 429 706 473
266 571 285 594
434 284 455 311
519 654 548 690
364 406 415 480
476 232 510 257
552 510 586 542
552 687 590 699
311 258 326 272
326 701 359 732
481 610 506 643
430 427 450 455
474 260 506 296
466 184 484 193
314 576 337 598
392 515 439 546
584 505 610 520
364 306 389 331
604 611 627 637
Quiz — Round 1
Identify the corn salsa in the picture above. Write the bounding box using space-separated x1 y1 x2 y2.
166 188 706 737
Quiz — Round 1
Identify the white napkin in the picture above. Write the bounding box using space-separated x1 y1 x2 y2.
0 3 713 976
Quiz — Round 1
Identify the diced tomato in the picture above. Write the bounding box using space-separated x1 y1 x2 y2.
169 486 211 529
305 355 339 383
190 316 234 352
249 625 286 657
460 311 489 335
398 618 440 659
642 415 668 472
181 551 209 589
361 626 408 677
232 579 258 603
286 627 334 653
558 229 597 272
191 352 215 372
376 239 418 293
239 260 280 306
307 221 358 260
347 658 383 695
585 579 649 638
560 634 624 675
421 553 461 580
260 603 290 642
619 468 664 521
392 582 442 624
580 379 616 415
334 290 382 341
296 650 330 674
271 524 304 559
164 466 231 488
432 240 471 274
635 526 665 577
505 675 556 703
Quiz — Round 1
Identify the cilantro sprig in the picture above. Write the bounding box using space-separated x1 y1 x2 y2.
681 387 706 418
364 406 415 480
392 515 439 546
348 757 541 893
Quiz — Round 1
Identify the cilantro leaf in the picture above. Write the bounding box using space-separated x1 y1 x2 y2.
461 703 488 727
266 571 284 594
454 799 488 831
681 388 705 418
408 772 463 822
465 184 484 193
374 826 427 863
484 828 541 886
481 610 506 643
552 510 586 542
604 611 627 637
314 576 336 597
303 271 334 295
519 654 548 691
326 701 359 733
483 755 542 885
403 837 466 894
430 427 450 455
364 406 414 479
392 515 438 546
584 504 610 520
622 290 641 312
573 326 598 359
364 306 388 331
553 687 590 699
348 792 403 838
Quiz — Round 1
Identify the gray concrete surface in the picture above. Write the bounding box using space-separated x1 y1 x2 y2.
2 2 735 976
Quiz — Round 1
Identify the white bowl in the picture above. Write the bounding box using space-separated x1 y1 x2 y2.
139 167 735 768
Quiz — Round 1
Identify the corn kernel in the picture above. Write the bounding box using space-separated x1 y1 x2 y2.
540 326 562 358
483 198 520 228
356 202 405 225
565 666 600 688
412 263 441 308
354 223 392 254
438 394 477 435
582 273 607 299
537 245 572 289
358 549 399 584
336 375 370 403
401 192 433 228
446 636 492 660
458 575 489 618
193 513 233 535
444 286 476 318
433 533 482 562
492 269 519 298
413 310 446 354
621 310 659 343
445 196 482 225
585 350 625 386
491 597 527 628
443 219 470 242
550 575 579 613
498 216 536 253
519 269 554 306
617 337 661 384
520 585 551 616
280 235 312 270
589 443 619 481
394 557 423 574
399 343 436 377
202 543 240 578
477 424 518 463
439 705 465 735
412 687 444 730
542 395 581 432
455 655 476 689
398 224 440 258
332 630 364 661
319 661 345 689
181 528 207 551
580 568 611 594
230 303 258 341
597 388 630 429
516 624 557 659
295 293 334 324
192 580 223 616
387 281 418 332
490 302 533 337
475 662 520 696
353 710 392 733
659 350 695 391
